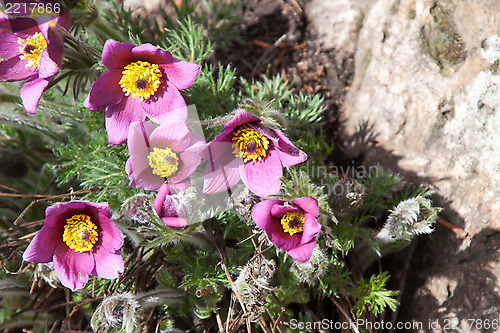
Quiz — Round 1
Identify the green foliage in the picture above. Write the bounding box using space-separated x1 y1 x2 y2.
187 63 237 121
357 168 403 218
276 169 334 218
52 111 135 208
351 272 399 317
238 75 326 131
312 255 350 299
164 17 213 63
238 75 292 109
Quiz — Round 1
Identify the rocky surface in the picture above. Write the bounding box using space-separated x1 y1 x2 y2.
306 0 500 332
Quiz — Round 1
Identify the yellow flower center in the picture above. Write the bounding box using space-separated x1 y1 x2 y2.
280 211 305 236
63 214 99 253
18 32 47 70
231 124 269 163
119 60 162 101
147 147 179 178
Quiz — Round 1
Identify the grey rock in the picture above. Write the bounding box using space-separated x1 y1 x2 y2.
307 0 500 330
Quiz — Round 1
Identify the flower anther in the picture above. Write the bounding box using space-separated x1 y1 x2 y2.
280 211 305 236
18 32 47 69
119 61 162 101
63 214 99 252
147 147 179 178
231 124 269 162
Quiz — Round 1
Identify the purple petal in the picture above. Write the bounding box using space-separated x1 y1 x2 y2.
162 217 187 229
240 152 282 197
84 69 124 111
92 247 124 279
266 220 301 251
37 49 59 78
169 149 200 184
53 7 71 30
97 213 123 253
102 40 134 69
142 80 188 124
203 143 243 194
161 60 200 90
20 76 48 115
0 14 11 31
7 18 39 37
105 97 147 145
223 109 261 131
270 203 300 218
186 133 207 153
53 244 94 291
0 56 36 81
36 20 50 41
126 159 137 187
46 26 64 61
286 241 315 263
129 154 164 190
153 183 171 217
128 121 154 154
251 200 301 251
22 226 61 263
148 121 190 152
292 196 319 217
0 30 22 59
300 213 321 244
44 201 87 228
131 43 174 65
169 180 191 193
36 21 60 57
273 130 308 167
201 130 233 161
251 200 283 230
85 201 112 217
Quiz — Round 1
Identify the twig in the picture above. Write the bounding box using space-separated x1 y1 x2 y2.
65 289 71 332
251 34 289 77
249 245 273 262
0 188 94 198
437 217 469 238
225 295 235 333
258 319 270 333
287 0 303 14
329 296 360 333
0 184 22 193
216 244 251 333
215 309 224 333
271 307 286 333
13 200 37 225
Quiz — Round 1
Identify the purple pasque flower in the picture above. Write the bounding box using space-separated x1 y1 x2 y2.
84 40 201 145
0 3 69 115
203 109 307 197
251 196 320 263
126 120 205 191
23 201 124 291
153 182 190 229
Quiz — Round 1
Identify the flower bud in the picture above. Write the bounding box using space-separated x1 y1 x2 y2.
290 245 329 286
91 293 140 333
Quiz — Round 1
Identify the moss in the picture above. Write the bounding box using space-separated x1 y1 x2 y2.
421 1 467 75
